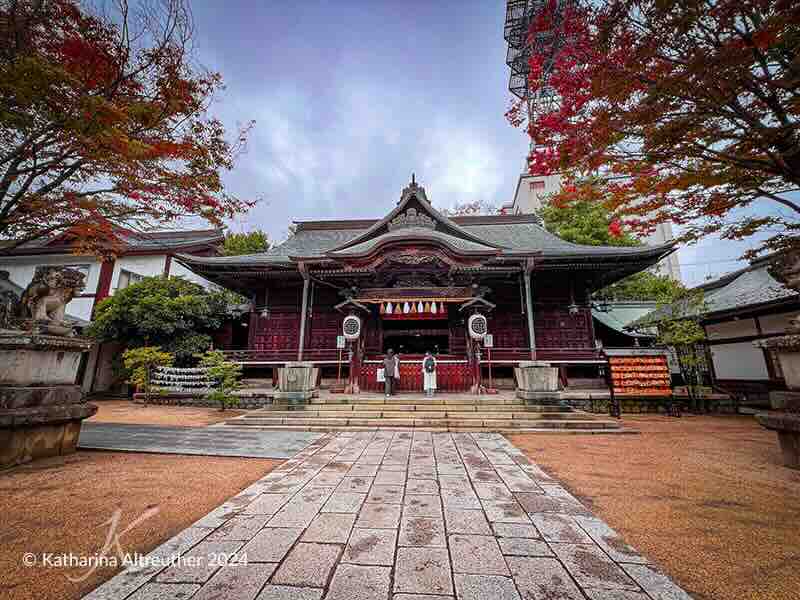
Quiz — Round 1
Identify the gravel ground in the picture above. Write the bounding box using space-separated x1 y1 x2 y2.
88 399 247 427
0 451 279 600
509 415 800 600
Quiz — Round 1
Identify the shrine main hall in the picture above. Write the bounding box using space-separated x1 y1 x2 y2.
178 179 673 394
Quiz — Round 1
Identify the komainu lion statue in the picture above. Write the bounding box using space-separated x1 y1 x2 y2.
19 266 86 323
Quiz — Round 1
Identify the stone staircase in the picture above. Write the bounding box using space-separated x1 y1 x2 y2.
220 391 625 433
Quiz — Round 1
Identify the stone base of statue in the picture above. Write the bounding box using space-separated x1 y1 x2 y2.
756 335 800 469
0 331 96 469
274 361 318 404
756 412 800 469
515 361 561 403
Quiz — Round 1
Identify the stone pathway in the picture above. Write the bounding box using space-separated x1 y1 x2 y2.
83 432 692 600
78 423 322 459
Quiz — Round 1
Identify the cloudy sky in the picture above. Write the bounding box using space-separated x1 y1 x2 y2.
189 0 779 287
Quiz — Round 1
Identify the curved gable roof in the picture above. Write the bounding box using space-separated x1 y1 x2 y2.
326 179 505 255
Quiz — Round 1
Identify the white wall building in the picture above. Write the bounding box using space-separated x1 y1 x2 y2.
503 173 683 282
0 228 224 392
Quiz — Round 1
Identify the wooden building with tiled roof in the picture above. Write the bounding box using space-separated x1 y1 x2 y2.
178 178 674 393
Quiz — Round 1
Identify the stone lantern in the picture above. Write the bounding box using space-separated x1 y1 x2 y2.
755 251 800 468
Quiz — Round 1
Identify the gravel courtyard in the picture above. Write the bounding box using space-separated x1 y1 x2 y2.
510 415 800 600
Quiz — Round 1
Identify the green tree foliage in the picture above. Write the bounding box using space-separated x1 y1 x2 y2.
597 272 686 303
88 277 228 364
199 350 242 411
539 198 639 248
653 291 709 412
122 346 173 405
221 230 270 256
539 196 685 301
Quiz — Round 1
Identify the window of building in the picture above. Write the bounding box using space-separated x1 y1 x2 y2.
64 264 91 279
529 180 545 191
118 269 144 290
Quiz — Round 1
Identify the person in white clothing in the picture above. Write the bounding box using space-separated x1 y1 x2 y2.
422 351 437 397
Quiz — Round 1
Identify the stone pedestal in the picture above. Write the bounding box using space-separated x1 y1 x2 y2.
755 335 800 468
515 360 561 402
0 331 96 469
756 412 800 469
275 361 318 403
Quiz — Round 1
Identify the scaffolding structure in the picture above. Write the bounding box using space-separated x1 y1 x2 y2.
504 0 576 126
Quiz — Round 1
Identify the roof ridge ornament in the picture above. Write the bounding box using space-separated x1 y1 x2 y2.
399 173 430 205
388 207 435 231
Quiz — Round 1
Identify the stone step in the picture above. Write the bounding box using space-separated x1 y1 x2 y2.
295 401 571 411
237 410 587 420
311 397 535 406
226 416 619 429
249 404 573 414
220 424 629 434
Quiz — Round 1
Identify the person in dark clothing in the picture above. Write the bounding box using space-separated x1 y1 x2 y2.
383 349 398 397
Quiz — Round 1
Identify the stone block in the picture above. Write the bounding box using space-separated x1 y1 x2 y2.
403 494 443 518
406 478 439 494
443 508 491 535
343 527 398 565
239 528 302 562
572 516 647 564
271 542 340 587
399 516 446 547
448 534 509 575
302 512 356 544
192 563 275 600
530 514 592 543
453 574 521 600
126 583 200 600
506 556 584 600
241 494 291 516
366 484 404 504
325 564 391 600
256 586 323 600
515 363 559 394
480 499 531 523
497 537 553 557
337 475 373 493
549 543 639 591
374 469 406 485
156 540 244 583
356 502 401 528
321 491 367 513
393 547 453 595
620 564 693 600
491 522 540 539
206 515 269 541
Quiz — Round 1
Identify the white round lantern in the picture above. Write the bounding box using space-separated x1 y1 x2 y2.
467 313 488 341
342 315 362 340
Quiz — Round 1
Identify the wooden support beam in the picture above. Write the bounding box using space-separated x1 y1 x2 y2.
298 264 310 361
523 260 536 360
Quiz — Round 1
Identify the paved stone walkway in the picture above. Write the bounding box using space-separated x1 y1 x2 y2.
78 423 322 459
84 432 692 600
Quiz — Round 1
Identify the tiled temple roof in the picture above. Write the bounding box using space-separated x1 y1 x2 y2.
178 217 672 267
176 178 674 297
636 255 799 325
3 227 224 255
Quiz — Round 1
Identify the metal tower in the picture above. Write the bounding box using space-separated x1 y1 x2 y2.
504 0 576 131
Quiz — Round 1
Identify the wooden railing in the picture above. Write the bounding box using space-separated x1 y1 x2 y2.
221 348 344 363
485 347 604 362
222 346 605 365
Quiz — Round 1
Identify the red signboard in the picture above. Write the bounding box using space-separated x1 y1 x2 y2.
608 355 671 397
